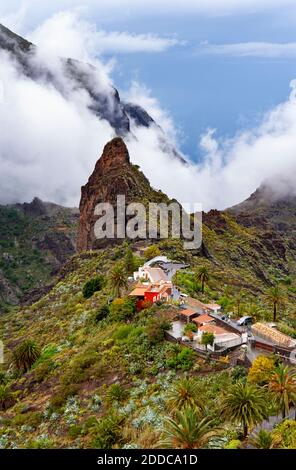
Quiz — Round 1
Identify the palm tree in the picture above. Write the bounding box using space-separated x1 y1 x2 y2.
268 364 296 419
265 285 286 322
249 429 274 449
235 290 245 316
109 263 128 298
159 407 222 449
13 339 41 372
166 378 204 413
196 266 209 294
220 382 268 439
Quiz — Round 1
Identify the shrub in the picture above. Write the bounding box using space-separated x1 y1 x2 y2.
0 385 15 410
89 413 124 449
95 304 110 322
34 360 55 383
271 419 296 448
50 384 79 410
144 245 161 261
13 339 41 372
231 366 247 384
68 424 83 439
248 355 275 385
109 297 135 321
146 315 172 344
224 439 242 449
83 276 104 299
166 347 195 371
106 384 128 403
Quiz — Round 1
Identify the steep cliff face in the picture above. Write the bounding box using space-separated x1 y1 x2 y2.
77 137 171 251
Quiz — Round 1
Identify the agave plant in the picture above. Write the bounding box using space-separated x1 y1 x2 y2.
159 407 222 449
13 339 41 372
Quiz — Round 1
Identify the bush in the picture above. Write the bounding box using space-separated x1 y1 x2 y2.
224 439 242 449
231 366 247 384
89 413 124 449
50 384 79 410
166 347 195 371
0 385 15 410
109 297 135 321
95 304 109 322
248 355 275 385
106 384 128 403
83 276 105 299
146 315 172 344
34 360 56 383
144 245 161 261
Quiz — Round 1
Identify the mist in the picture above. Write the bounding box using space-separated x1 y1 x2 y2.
0 10 296 211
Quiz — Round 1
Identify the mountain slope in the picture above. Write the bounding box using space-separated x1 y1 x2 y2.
0 198 78 310
0 23 185 162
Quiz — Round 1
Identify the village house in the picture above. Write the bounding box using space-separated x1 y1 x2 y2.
196 323 243 351
133 265 170 284
129 281 172 308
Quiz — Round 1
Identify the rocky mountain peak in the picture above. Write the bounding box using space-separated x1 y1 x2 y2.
77 137 171 252
91 137 130 179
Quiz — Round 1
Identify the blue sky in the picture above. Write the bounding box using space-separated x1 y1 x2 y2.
1 1 296 160
1 1 296 209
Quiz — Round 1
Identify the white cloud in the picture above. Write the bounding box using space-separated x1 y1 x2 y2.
12 10 183 60
198 41 296 58
2 8 296 213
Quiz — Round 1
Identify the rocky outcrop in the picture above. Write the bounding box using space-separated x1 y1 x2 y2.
77 137 170 251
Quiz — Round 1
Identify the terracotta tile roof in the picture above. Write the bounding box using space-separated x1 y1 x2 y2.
204 303 221 310
199 324 228 335
193 314 214 325
129 286 147 297
179 308 197 317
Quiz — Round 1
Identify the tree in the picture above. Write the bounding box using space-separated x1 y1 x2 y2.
109 263 128 298
166 378 204 413
201 332 215 351
220 382 268 439
144 245 161 261
124 245 135 275
248 355 276 385
268 364 296 419
83 275 104 299
196 266 209 294
265 284 286 322
13 339 41 372
159 407 222 449
183 323 198 340
234 290 245 316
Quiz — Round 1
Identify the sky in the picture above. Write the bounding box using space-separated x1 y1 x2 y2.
1 1 296 210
